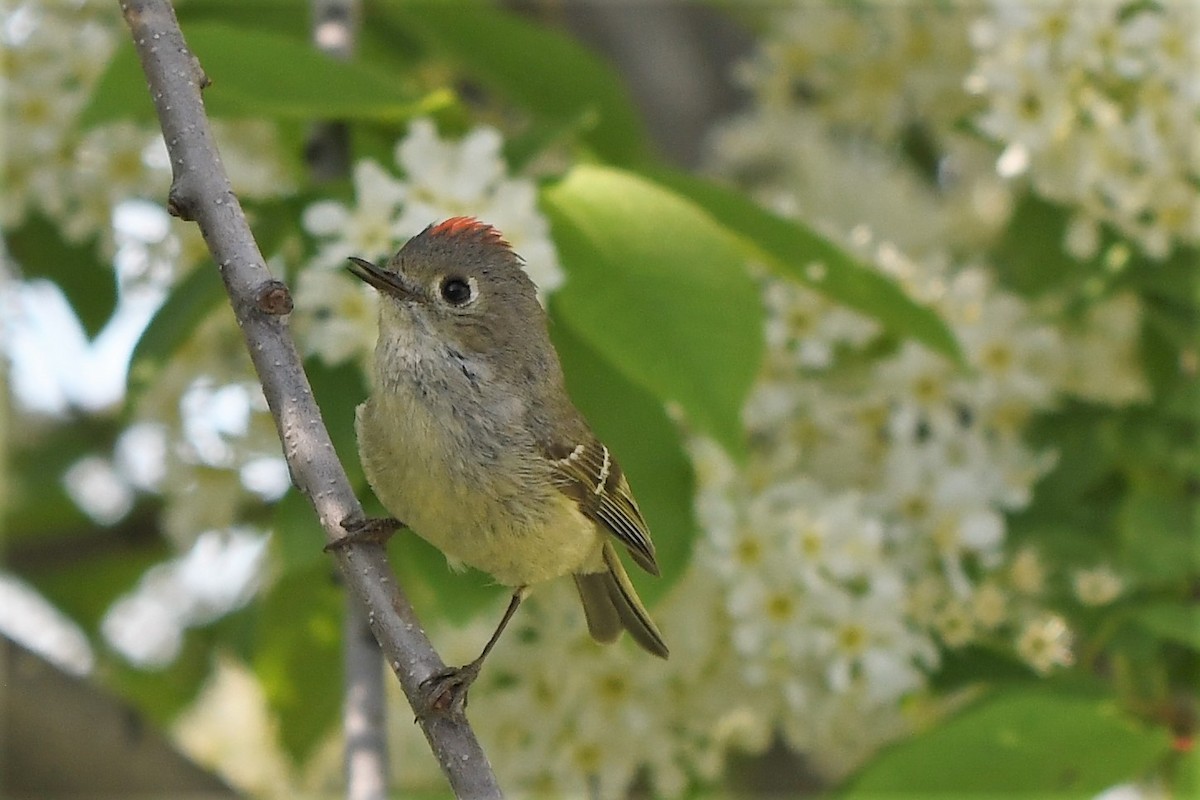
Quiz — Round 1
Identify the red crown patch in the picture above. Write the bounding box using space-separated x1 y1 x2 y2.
428 216 510 249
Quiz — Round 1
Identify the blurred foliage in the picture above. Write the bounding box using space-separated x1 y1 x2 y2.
842 690 1172 797
2 0 1195 797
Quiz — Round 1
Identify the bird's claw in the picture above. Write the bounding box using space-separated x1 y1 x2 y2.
417 662 482 719
324 515 403 552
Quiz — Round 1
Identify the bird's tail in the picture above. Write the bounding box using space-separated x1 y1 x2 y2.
573 541 669 659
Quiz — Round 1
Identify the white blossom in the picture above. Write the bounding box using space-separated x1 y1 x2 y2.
1073 566 1124 607
969 0 1200 256
1016 613 1074 674
297 119 564 367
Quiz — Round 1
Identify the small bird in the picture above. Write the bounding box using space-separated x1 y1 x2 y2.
333 216 668 714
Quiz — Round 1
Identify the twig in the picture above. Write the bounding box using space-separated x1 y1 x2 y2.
306 0 358 181
342 602 388 800
117 2 502 797
303 1 390 798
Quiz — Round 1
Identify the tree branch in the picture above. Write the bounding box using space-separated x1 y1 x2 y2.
117 2 502 797
341 600 389 800
304 1 390 798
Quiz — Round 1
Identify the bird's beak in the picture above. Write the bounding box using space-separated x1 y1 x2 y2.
346 257 415 300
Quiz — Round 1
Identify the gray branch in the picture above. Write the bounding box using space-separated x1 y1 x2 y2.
303 1 390 798
341 602 388 800
117 2 502 797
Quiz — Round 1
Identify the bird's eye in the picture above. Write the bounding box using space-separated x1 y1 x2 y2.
439 276 475 306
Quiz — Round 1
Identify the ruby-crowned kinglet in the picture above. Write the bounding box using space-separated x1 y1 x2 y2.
334 216 667 712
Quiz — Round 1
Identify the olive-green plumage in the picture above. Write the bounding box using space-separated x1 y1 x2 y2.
349 217 668 676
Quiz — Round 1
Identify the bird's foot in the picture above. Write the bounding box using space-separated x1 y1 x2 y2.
324 515 403 552
417 661 482 718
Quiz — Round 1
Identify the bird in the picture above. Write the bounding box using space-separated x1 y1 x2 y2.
331 216 667 714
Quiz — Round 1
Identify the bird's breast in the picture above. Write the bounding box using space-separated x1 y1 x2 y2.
356 344 599 586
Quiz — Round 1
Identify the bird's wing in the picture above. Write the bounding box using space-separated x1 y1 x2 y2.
544 438 660 576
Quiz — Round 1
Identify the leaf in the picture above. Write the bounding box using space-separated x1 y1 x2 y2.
381 2 649 165
1177 749 1200 798
305 357 368 489
549 308 697 604
842 690 1171 797
992 194 1092 298
271 488 326 577
82 23 444 127
1133 603 1200 652
647 168 964 365
127 264 226 396
1117 482 1196 583
175 0 311 40
542 165 764 456
928 645 1037 692
252 563 343 764
5 214 117 338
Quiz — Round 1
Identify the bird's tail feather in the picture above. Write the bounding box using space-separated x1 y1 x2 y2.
573 541 669 659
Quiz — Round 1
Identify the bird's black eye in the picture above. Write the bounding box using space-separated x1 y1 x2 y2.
439 276 474 306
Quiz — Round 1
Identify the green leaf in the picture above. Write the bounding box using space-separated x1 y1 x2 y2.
843 691 1171 797
271 488 326 577
127 264 226 396
928 645 1037 692
647 168 964 365
252 563 343 764
549 308 697 604
542 165 763 456
1117 482 1196 583
992 194 1091 297
5 214 117 338
1133 603 1200 651
1177 748 1200 799
305 357 368 489
175 0 311 40
82 23 445 127
381 2 649 165
1016 403 1123 534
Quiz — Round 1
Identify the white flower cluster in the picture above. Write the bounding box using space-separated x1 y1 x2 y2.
735 3 977 141
717 2 1023 264
102 527 268 668
2 0 292 252
383 574 764 798
374 261 1100 793
678 263 1072 777
295 119 563 366
2 0 123 238
133 310 290 547
686 0 1156 783
969 0 1200 258
710 84 1012 263
377 6 1152 790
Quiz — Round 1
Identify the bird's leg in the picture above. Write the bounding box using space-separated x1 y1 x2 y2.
420 587 527 717
324 515 404 552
